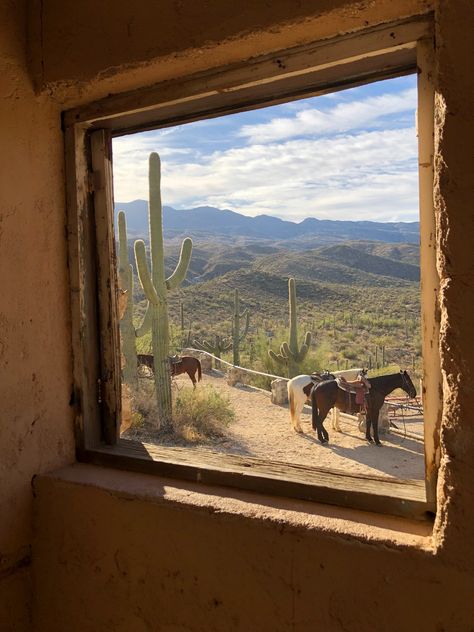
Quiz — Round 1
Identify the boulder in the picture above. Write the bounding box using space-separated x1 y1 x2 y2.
271 378 288 405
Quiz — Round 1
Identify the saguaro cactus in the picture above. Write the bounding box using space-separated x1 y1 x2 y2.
232 289 250 366
117 211 152 388
193 335 232 370
268 278 311 378
134 153 193 425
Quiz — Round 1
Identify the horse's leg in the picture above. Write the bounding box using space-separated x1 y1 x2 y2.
315 404 330 444
372 405 382 446
332 407 341 432
188 370 196 389
365 413 373 443
311 395 326 443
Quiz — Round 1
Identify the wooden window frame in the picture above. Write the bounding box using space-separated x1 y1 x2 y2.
65 14 441 521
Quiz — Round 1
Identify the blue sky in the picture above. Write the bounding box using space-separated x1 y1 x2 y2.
112 74 418 223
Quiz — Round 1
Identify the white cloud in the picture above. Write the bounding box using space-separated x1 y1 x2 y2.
113 126 418 222
238 88 417 143
112 83 419 223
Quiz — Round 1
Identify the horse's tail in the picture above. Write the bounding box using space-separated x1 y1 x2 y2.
288 381 296 427
197 358 202 382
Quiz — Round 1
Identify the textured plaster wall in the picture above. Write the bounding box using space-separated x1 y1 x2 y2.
30 0 433 105
31 0 474 630
32 466 472 632
0 2 75 629
2 0 474 629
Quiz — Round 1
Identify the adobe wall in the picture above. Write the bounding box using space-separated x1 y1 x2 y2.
2 0 474 629
32 466 472 632
0 2 75 629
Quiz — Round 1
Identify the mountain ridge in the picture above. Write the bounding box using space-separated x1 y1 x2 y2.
115 199 420 244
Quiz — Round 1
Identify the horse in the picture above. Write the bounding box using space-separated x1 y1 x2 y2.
311 370 416 446
137 354 202 388
287 368 363 433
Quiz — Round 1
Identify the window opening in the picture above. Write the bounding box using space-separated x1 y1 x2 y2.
112 74 426 486
66 20 440 519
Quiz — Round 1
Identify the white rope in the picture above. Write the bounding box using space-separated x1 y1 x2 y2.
183 347 286 381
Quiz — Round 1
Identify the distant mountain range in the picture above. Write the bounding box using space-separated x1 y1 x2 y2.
115 200 420 245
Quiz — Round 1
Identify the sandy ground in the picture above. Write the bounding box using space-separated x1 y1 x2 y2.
155 371 425 481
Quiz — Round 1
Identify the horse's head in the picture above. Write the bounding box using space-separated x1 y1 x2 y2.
400 370 417 398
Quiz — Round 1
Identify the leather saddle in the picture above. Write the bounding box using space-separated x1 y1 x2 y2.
336 373 370 406
168 355 182 365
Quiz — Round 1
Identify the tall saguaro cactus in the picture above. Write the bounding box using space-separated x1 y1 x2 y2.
117 211 152 388
268 278 311 378
232 289 250 366
134 153 193 425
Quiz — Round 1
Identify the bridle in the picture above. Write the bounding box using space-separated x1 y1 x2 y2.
400 370 415 398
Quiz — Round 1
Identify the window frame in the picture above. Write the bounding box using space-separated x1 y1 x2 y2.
65 14 440 521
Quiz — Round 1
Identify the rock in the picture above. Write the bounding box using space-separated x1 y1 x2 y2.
357 403 390 434
271 378 288 405
227 367 246 386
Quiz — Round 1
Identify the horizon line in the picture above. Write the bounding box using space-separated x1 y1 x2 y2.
114 199 420 226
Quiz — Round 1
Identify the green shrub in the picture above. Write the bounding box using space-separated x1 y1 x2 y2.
126 381 235 444
174 386 235 441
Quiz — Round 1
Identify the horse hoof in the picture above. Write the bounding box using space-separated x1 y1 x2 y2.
375 441 382 447
366 437 373 444
294 427 303 434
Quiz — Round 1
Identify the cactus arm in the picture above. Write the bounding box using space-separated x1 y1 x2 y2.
239 310 250 343
269 349 287 364
193 339 215 354
135 302 153 337
281 342 295 360
166 238 193 290
296 332 312 362
222 339 233 351
134 240 162 306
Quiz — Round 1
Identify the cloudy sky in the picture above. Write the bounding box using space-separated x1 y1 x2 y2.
112 74 418 223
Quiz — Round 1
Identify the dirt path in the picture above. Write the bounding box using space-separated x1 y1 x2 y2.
167 371 425 480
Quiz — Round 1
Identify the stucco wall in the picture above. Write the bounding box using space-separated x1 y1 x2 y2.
30 0 433 106
35 465 473 632
0 2 75 629
2 0 474 629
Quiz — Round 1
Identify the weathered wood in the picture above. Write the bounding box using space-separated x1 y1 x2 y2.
65 124 101 448
417 38 441 505
63 17 431 135
78 440 434 521
90 130 122 444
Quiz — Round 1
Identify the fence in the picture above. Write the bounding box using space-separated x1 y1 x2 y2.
183 347 286 381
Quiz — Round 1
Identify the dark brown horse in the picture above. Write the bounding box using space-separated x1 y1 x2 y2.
311 370 417 445
137 354 202 388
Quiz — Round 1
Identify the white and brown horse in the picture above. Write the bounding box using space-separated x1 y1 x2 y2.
288 368 363 433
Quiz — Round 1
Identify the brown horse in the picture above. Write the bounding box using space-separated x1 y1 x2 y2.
311 370 416 445
137 354 202 388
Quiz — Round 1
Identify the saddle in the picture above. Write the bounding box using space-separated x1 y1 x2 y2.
336 372 370 406
168 355 182 366
303 371 335 398
310 370 334 382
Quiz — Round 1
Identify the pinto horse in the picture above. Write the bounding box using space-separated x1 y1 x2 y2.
287 368 362 433
311 370 416 445
137 354 202 388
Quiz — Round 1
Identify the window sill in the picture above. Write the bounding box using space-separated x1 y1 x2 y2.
77 439 434 523
44 461 433 551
